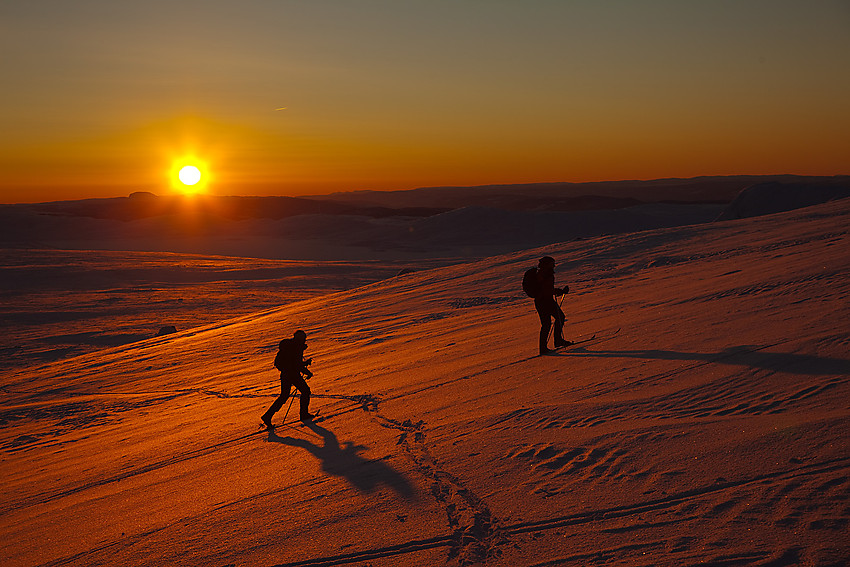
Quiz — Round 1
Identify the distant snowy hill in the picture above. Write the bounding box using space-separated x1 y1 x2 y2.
309 174 848 209
717 180 850 220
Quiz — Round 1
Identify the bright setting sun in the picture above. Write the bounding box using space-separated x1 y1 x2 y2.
178 165 202 186
170 158 210 194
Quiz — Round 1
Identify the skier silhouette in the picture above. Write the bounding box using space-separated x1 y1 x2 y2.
534 256 570 355
262 330 314 428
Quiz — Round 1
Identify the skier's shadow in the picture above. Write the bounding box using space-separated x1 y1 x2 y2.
267 421 416 501
556 345 850 375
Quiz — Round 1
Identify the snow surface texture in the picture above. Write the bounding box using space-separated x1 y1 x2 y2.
1 198 849 566
0 251 452 371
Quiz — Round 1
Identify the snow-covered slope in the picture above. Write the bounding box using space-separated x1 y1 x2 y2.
2 199 849 566
717 181 850 220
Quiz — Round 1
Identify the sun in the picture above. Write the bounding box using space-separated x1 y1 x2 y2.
178 165 202 186
169 158 210 194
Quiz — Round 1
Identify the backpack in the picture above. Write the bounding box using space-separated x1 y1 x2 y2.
522 267 539 298
273 338 297 371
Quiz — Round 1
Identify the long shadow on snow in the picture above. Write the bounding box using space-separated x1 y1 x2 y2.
267 421 416 501
554 344 850 375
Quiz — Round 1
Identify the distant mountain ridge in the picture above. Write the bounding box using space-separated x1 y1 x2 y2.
308 175 850 211
3 175 847 221
1 175 847 260
15 193 447 222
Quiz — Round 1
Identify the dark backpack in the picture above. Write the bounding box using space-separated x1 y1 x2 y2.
273 338 297 371
522 267 539 298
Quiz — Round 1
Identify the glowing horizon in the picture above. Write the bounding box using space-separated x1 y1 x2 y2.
1 1 849 204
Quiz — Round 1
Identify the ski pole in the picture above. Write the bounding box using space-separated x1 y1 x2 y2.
547 290 568 343
281 389 295 423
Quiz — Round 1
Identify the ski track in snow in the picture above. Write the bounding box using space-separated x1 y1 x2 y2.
362 405 504 565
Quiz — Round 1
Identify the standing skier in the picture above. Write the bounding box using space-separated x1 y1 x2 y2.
534 256 570 355
262 330 315 428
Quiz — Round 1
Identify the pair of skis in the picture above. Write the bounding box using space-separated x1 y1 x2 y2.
259 411 325 431
544 327 621 355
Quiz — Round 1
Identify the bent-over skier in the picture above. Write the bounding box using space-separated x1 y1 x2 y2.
262 330 315 428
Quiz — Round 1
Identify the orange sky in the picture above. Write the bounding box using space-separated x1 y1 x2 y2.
1 1 849 203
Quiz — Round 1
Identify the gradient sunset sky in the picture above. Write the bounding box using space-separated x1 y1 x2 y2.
2 0 848 203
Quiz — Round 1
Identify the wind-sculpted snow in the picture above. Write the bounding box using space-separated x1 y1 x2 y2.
1 199 849 566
